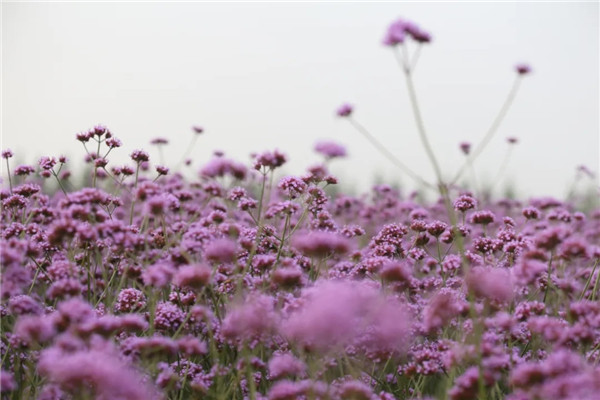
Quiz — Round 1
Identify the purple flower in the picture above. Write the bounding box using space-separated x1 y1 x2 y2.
512 258 547 286
200 157 247 180
423 290 464 334
383 18 432 46
150 137 169 145
278 176 308 199
253 150 287 171
382 19 408 46
176 336 208 356
14 314 56 344
222 294 278 343
38 343 159 399
0 370 16 393
268 353 306 380
205 238 237 263
106 137 122 148
466 267 514 303
515 63 532 75
379 260 412 283
153 301 186 331
130 149 150 163
142 262 175 288
155 165 169 175
459 142 471 155
470 210 496 225
454 194 477 212
336 103 353 117
523 206 541 220
39 156 57 171
14 165 35 176
314 141 347 159
292 231 352 258
114 288 146 313
1 149 14 159
281 280 407 352
8 294 42 316
337 380 374 400
173 264 212 288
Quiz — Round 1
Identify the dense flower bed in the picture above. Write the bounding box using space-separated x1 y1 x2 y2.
1 17 599 400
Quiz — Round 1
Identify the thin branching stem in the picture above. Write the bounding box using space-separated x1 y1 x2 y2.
451 76 523 184
347 118 434 190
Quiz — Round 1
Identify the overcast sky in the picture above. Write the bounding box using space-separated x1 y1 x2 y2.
2 1 599 198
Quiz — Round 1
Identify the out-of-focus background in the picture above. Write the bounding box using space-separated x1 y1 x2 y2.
2 1 599 198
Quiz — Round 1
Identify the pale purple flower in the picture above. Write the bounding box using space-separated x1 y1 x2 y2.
173 264 212 288
314 141 347 159
292 231 352 258
205 238 237 263
459 142 471 155
222 294 278 343
268 353 306 380
38 344 158 399
515 63 532 75
130 149 150 163
336 103 353 117
1 149 13 159
114 288 146 313
466 267 514 303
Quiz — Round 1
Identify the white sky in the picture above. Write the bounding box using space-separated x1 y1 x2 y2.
2 1 599 198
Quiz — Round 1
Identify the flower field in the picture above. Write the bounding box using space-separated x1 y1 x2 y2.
1 18 599 400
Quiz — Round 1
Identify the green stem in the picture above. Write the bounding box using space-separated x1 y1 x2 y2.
5 158 13 193
398 47 443 186
347 118 434 190
579 259 599 300
543 252 554 303
451 76 522 184
175 135 199 172
128 163 141 225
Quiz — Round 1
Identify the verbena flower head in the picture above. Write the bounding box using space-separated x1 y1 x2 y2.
466 267 514 303
278 176 307 199
282 280 412 354
515 63 532 75
130 149 150 163
150 137 168 145
38 343 158 399
39 156 57 171
14 165 35 176
106 137 122 148
91 124 110 138
114 288 146 313
205 238 237 263
1 149 13 159
222 293 278 343
155 165 169 175
173 264 212 288
253 150 287 171
459 142 471 155
314 141 347 159
383 18 431 46
423 290 464 334
268 353 306 379
292 231 352 258
336 103 353 117
454 194 477 212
